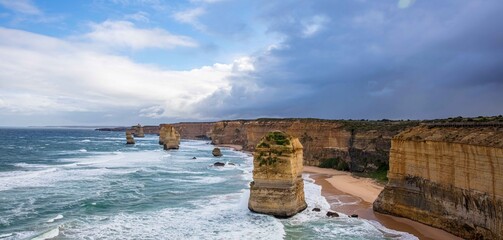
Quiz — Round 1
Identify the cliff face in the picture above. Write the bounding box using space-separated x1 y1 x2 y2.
373 124 503 239
172 122 214 139
248 131 307 217
210 119 416 172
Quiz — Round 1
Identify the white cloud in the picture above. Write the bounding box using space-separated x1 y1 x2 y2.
398 0 416 9
0 0 40 15
0 27 252 119
84 20 197 50
301 15 330 38
189 0 225 3
125 11 150 23
173 7 206 30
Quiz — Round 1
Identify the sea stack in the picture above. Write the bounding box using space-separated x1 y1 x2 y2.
159 124 180 150
248 131 307 218
212 147 222 157
133 124 145 138
126 131 135 144
373 123 503 239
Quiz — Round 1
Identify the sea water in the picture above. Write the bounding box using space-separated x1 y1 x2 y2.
0 128 417 240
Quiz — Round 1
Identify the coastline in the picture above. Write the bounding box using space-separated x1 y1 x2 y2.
303 166 462 240
220 144 461 239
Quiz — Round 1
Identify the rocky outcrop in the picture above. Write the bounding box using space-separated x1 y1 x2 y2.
125 131 135 144
212 148 222 157
248 131 307 218
159 124 180 150
96 122 214 139
210 119 418 172
132 124 145 138
373 124 503 239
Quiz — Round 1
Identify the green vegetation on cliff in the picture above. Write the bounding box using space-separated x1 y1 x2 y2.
319 157 349 171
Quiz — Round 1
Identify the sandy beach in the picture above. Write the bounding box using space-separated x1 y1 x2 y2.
303 166 462 240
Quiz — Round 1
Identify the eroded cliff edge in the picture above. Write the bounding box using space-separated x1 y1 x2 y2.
210 119 418 172
373 124 503 239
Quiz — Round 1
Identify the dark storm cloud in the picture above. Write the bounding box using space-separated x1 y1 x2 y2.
198 0 503 120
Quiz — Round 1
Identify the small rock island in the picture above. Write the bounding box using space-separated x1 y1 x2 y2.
158 124 180 150
132 124 145 138
125 131 135 144
248 131 307 218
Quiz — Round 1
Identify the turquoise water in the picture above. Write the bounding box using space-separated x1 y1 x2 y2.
0 128 417 239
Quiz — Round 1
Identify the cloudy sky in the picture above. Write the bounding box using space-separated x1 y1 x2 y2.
0 0 502 126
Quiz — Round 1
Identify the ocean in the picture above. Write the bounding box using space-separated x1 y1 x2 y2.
0 128 417 239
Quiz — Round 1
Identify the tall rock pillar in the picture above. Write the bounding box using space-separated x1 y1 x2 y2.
159 124 181 150
248 131 307 218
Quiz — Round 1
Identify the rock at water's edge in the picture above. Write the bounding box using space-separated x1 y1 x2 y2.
126 131 135 145
248 131 307 218
159 125 180 150
212 148 222 157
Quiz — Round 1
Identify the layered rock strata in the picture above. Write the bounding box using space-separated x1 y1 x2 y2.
210 119 417 172
248 131 307 218
125 131 135 144
159 124 181 150
373 124 503 239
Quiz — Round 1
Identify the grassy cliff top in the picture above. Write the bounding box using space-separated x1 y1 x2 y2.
395 124 503 148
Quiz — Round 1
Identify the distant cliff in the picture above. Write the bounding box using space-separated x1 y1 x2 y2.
209 119 418 172
373 123 503 239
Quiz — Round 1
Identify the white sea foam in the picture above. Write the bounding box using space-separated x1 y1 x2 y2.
63 192 285 240
78 149 87 152
30 226 60 240
80 139 91 142
46 214 63 223
0 233 13 238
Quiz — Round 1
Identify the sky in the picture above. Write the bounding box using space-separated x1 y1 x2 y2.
0 0 502 126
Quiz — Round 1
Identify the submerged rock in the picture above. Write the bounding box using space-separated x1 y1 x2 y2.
312 208 321 212
213 162 225 167
159 125 180 150
248 131 307 218
212 147 222 157
350 214 358 218
326 211 339 217
126 131 135 145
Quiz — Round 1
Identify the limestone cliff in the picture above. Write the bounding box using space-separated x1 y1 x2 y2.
159 124 181 149
373 124 503 239
210 119 417 172
248 131 307 217
172 122 214 139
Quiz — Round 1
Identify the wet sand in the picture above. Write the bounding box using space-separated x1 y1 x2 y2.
304 166 462 240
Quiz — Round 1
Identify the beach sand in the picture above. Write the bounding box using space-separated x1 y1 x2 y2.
303 166 462 240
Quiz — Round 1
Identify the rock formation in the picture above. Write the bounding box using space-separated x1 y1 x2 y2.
212 147 222 157
210 119 418 172
159 124 180 150
248 131 307 218
132 124 145 138
125 131 135 145
373 124 503 239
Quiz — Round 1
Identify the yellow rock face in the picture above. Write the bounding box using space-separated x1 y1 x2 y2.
133 124 145 138
248 131 307 218
125 131 135 144
159 124 180 149
374 125 503 239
